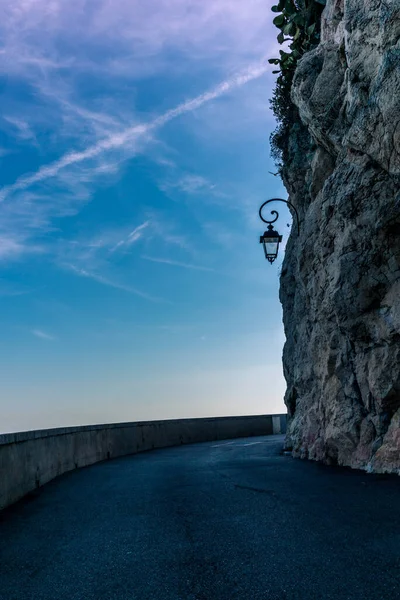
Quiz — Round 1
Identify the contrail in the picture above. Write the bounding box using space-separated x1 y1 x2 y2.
0 60 269 202
141 255 215 271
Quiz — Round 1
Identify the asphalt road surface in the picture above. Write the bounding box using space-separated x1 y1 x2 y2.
1 435 400 600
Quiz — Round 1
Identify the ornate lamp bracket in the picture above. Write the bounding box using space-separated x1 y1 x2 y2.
258 198 300 236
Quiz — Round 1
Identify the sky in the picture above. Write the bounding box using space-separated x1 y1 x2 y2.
0 0 292 433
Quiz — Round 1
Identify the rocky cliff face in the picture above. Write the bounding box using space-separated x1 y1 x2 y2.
280 0 400 473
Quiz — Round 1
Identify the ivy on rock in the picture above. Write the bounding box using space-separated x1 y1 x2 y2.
269 0 326 171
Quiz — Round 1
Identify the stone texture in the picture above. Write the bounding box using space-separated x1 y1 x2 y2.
280 0 400 473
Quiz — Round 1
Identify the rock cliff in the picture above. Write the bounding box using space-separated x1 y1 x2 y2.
280 0 400 472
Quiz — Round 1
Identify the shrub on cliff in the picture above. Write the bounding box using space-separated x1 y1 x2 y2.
269 0 325 170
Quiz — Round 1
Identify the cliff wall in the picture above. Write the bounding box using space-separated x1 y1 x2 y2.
280 0 400 472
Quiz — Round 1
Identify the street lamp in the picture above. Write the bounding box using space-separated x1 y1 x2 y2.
260 224 282 264
259 198 300 264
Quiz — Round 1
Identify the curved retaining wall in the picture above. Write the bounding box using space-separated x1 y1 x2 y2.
0 414 286 511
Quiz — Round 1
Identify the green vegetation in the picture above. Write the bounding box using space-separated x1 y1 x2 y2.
269 0 326 170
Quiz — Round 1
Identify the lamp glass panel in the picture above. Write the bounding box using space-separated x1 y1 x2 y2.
265 241 279 256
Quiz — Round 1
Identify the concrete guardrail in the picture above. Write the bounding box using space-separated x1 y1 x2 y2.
0 414 287 511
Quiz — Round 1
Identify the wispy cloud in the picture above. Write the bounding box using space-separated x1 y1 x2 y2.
32 329 55 341
142 255 214 272
51 221 150 280
159 173 227 202
0 56 271 272
110 221 150 253
0 0 279 320
4 117 38 146
143 210 193 254
175 174 214 194
0 60 269 204
1 1 276 82
0 234 42 261
63 263 164 302
50 217 201 299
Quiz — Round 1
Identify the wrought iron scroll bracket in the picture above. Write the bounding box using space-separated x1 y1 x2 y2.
258 198 300 236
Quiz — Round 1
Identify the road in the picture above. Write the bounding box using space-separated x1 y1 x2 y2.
1 435 400 600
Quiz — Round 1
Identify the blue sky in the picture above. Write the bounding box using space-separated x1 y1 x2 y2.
0 0 291 433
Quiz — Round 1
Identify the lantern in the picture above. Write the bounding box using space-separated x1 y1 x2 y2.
258 198 300 266
260 224 282 264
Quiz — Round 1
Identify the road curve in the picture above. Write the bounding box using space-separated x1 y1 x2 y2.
1 435 400 600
